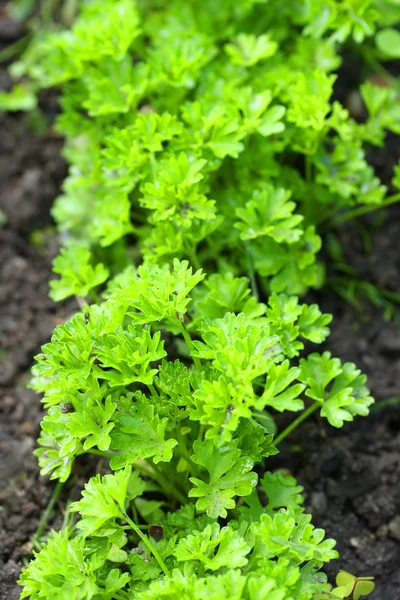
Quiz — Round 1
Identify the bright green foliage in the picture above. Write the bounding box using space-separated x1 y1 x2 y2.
235 185 304 244
299 352 374 427
239 471 305 522
11 0 392 597
224 33 278 66
174 522 250 570
188 439 258 518
10 0 400 297
70 465 144 535
20 469 335 600
108 259 204 325
189 272 267 328
19 529 130 600
0 83 37 111
251 507 338 564
95 326 166 386
50 245 109 301
20 262 374 597
315 569 375 599
376 27 400 58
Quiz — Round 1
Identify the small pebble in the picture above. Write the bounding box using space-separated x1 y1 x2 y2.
388 516 400 543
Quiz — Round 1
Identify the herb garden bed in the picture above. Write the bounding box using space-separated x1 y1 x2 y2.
0 2 400 599
1 93 399 600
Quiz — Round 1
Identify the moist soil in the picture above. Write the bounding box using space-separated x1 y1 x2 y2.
0 27 399 600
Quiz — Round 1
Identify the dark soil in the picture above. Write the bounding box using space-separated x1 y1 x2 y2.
0 48 75 597
0 19 399 600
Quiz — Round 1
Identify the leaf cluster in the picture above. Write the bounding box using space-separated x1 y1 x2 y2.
21 261 375 598
7 0 399 298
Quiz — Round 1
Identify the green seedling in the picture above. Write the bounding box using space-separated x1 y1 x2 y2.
316 570 375 600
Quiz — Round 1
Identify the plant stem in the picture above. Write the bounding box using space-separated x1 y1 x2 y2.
273 402 320 446
197 423 205 441
151 463 187 504
32 479 64 549
330 193 400 227
131 500 139 525
186 246 202 271
0 33 32 63
175 317 202 370
87 450 184 501
148 383 159 398
89 289 101 304
87 448 118 458
122 512 170 577
114 593 129 600
245 242 259 301
175 442 199 477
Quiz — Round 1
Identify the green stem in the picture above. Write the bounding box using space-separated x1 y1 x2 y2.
0 33 32 63
131 500 139 525
175 317 202 370
148 383 159 398
330 193 400 227
151 463 188 505
32 479 64 549
87 448 118 459
122 512 171 577
197 423 205 441
175 444 199 477
245 242 259 301
89 289 101 304
149 153 157 182
273 402 320 446
87 450 183 501
185 244 202 271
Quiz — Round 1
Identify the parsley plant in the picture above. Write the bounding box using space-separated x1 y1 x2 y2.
8 1 395 598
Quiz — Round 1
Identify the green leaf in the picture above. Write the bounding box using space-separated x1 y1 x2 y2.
189 272 266 329
110 397 178 469
299 352 374 427
19 531 99 599
261 471 304 513
235 185 303 244
66 395 116 451
50 245 109 301
191 376 253 441
189 439 257 518
193 313 281 384
95 326 166 387
265 293 331 358
140 152 215 225
252 226 323 296
235 420 278 463
258 361 305 413
70 465 144 536
376 28 400 59
0 83 37 112
354 580 375 600
257 105 286 136
335 570 356 588
225 33 278 66
240 471 304 523
175 522 250 571
110 259 204 324
251 507 338 564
